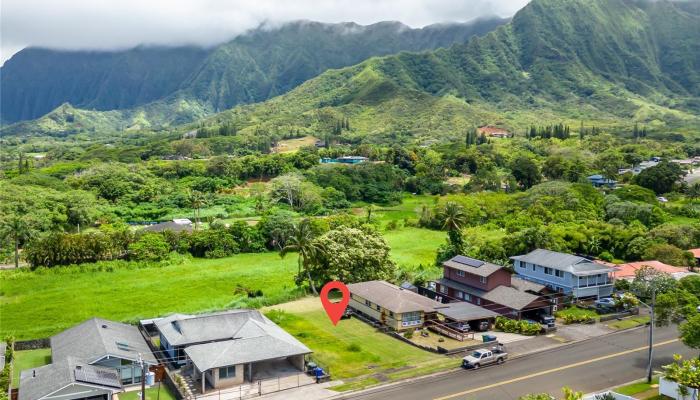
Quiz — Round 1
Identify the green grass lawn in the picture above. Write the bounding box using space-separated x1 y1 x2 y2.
12 348 52 388
0 225 444 340
606 316 650 330
614 376 663 399
264 298 452 389
119 384 176 400
384 227 444 267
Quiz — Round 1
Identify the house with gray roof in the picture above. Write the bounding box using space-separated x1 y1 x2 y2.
347 280 447 331
19 358 122 400
19 318 157 400
511 249 616 299
153 310 311 393
433 255 556 319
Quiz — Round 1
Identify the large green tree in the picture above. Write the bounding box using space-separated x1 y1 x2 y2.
308 226 396 286
635 162 686 194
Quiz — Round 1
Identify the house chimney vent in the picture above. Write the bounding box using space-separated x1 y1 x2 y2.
32 370 36 378
102 324 108 329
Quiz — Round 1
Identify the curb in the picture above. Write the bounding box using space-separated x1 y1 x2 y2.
330 323 650 399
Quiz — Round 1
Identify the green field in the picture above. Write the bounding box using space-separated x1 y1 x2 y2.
11 349 52 388
119 385 177 400
264 298 451 387
0 226 443 340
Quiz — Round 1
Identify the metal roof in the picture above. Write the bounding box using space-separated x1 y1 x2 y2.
438 302 499 322
510 249 615 275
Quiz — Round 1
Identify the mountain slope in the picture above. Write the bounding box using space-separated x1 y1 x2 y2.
0 17 507 125
198 0 700 143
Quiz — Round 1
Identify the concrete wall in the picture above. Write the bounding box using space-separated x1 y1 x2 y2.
211 364 245 389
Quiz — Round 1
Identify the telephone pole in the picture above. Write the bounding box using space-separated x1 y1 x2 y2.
646 289 656 383
139 353 146 399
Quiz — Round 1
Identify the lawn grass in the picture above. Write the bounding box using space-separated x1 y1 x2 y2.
264 299 450 384
614 376 659 396
0 225 444 340
119 384 177 400
12 348 52 388
0 253 299 339
606 316 650 331
383 227 445 268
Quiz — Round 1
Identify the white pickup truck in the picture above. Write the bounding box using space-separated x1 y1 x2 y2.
461 346 508 369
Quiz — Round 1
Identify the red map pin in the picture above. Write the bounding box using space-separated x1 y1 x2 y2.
320 281 350 326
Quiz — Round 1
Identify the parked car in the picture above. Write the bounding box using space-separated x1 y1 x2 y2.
657 196 669 203
533 313 556 328
595 297 617 308
462 345 508 369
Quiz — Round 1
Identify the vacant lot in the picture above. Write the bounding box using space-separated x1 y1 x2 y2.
264 298 451 389
0 226 443 340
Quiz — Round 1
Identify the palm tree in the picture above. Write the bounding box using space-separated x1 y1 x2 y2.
437 202 467 248
187 190 208 230
280 219 324 295
0 214 33 268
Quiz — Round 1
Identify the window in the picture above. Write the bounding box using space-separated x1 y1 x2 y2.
480 276 487 284
365 300 371 307
532 264 536 271
456 291 464 300
456 270 465 277
544 267 553 275
476 298 481 305
219 366 236 379
401 312 422 327
439 285 447 294
389 311 394 318
376 304 381 311
555 270 564 278
464 293 472 302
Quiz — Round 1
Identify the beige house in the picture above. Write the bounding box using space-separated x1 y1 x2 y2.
347 281 446 331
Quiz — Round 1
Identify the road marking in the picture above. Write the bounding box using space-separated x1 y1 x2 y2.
434 338 679 400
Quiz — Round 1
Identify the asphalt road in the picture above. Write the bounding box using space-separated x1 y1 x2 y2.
342 326 693 400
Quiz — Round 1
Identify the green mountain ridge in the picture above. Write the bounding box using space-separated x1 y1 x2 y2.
0 17 507 128
4 0 699 141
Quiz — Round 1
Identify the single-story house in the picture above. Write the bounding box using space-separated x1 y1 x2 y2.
154 310 311 393
347 280 447 331
433 256 556 319
477 126 510 138
143 218 193 233
587 174 617 188
613 260 697 281
320 156 368 164
20 358 122 400
19 318 157 400
512 249 616 299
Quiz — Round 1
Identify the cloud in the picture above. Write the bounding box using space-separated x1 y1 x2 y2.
1 0 530 64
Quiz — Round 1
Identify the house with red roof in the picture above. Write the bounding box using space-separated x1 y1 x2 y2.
613 260 696 281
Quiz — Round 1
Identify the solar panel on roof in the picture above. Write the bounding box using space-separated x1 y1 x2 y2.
452 255 484 268
74 366 121 387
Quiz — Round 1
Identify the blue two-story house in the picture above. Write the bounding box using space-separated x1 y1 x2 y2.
511 249 615 299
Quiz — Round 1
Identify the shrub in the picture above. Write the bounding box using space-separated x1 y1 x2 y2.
404 328 415 339
347 343 362 352
128 233 170 261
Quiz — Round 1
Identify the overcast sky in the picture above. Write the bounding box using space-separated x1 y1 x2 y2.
1 0 530 65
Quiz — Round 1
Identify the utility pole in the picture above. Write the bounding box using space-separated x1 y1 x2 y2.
646 289 656 384
139 353 146 399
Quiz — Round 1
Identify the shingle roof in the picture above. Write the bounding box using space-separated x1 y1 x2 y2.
481 285 541 311
155 310 276 347
19 357 121 400
347 280 446 314
443 256 505 277
510 276 546 293
157 310 311 372
51 317 157 365
438 302 499 322
510 249 615 275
